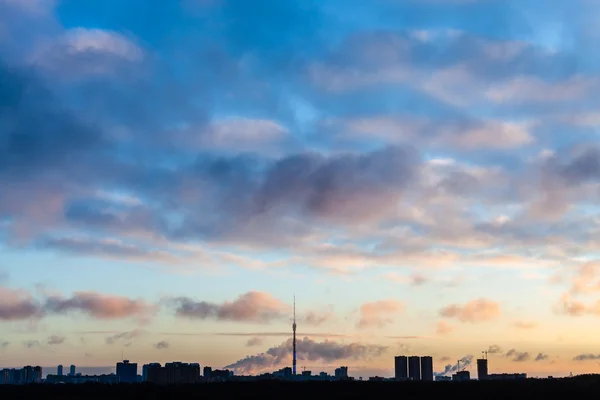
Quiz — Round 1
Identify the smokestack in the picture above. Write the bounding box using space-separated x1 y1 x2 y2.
293 295 297 375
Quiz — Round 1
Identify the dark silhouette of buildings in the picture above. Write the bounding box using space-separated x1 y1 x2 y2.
487 373 527 380
394 356 408 380
116 360 137 383
203 366 212 378
420 356 433 381
0 366 42 384
143 362 200 384
45 374 119 384
210 369 233 380
69 365 76 377
453 370 471 381
409 356 421 381
6 377 600 399
57 365 63 377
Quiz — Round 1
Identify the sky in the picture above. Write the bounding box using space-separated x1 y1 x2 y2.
2 0 600 379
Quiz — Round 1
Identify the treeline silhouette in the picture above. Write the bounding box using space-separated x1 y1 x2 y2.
2 375 600 399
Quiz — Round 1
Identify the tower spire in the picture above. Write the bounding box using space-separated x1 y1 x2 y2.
293 295 297 376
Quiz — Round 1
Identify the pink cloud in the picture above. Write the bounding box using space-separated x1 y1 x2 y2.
436 321 453 335
0 287 41 321
45 291 156 319
439 298 500 323
357 299 404 329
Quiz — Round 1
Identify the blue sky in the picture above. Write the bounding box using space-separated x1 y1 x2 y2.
2 0 600 378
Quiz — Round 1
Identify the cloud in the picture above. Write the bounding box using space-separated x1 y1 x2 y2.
506 349 530 362
513 321 537 329
159 331 350 338
32 27 144 77
0 287 41 320
535 353 549 361
0 341 9 349
44 291 155 320
300 310 334 327
24 340 40 349
331 116 534 150
356 300 404 329
574 354 600 361
47 335 66 345
105 329 144 345
154 340 169 350
384 272 429 286
246 337 264 347
487 345 503 354
225 337 387 374
554 293 600 317
436 321 453 335
167 291 288 323
439 298 500 323
175 118 289 154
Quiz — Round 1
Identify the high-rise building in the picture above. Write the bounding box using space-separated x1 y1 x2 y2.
394 356 408 380
143 363 161 382
57 365 63 376
145 363 167 384
69 365 76 377
33 366 42 383
116 360 138 383
408 356 421 381
164 362 200 384
203 366 212 379
477 359 488 380
334 366 348 380
420 356 433 381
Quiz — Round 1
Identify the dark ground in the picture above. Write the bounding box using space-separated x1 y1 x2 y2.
2 376 600 399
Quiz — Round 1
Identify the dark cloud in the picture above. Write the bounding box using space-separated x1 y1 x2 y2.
487 344 503 354
225 337 387 374
0 341 9 349
47 335 66 345
167 291 288 323
573 354 600 361
245 337 264 347
535 353 549 361
0 63 105 177
24 340 40 349
555 146 600 185
154 340 169 350
506 348 530 362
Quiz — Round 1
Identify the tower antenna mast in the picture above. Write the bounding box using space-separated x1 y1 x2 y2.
293 295 297 376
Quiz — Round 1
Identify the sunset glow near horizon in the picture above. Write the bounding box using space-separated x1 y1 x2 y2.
2 0 600 379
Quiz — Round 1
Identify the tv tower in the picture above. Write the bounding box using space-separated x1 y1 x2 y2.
293 295 297 375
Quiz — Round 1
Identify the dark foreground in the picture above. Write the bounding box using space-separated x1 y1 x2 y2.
3 376 600 399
